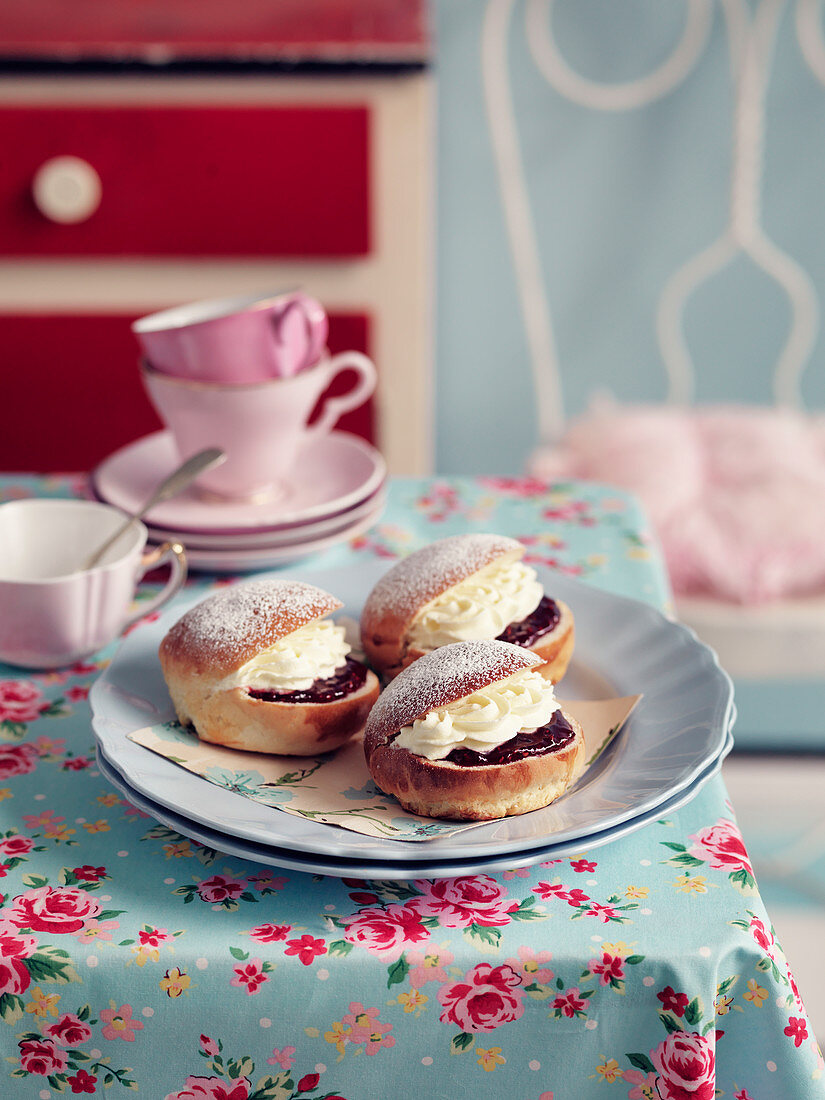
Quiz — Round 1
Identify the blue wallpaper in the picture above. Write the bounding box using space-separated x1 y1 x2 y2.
434 0 825 473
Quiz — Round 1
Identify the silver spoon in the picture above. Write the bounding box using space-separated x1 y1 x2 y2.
84 447 227 570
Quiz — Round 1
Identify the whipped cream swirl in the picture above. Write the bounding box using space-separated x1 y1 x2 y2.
407 559 543 651
395 667 558 761
227 619 350 692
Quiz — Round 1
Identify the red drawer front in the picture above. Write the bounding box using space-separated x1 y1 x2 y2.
0 106 370 257
1 0 429 60
0 311 374 472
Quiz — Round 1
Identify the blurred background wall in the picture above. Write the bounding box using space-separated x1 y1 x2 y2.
434 0 825 473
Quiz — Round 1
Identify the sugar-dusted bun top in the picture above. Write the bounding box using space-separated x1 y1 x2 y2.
364 638 541 752
159 579 342 678
360 534 525 664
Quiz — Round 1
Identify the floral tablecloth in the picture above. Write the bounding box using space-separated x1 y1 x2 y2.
0 474 821 1100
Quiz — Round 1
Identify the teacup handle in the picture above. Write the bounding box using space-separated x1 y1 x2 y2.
270 293 329 375
124 541 188 629
307 351 378 437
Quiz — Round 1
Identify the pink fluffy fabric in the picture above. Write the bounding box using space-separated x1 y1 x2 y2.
531 401 825 604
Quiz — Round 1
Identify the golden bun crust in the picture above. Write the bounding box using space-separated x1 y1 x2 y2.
166 665 380 756
159 578 376 756
160 579 342 679
359 534 575 681
360 534 524 676
365 710 585 821
363 639 585 820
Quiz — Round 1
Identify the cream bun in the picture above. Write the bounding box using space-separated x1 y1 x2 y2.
360 533 574 681
363 639 585 820
159 579 379 756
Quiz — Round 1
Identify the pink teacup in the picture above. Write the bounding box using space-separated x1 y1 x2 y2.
132 290 328 383
140 350 377 502
0 499 187 669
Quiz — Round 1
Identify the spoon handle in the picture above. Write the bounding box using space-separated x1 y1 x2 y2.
84 447 226 570
141 447 227 515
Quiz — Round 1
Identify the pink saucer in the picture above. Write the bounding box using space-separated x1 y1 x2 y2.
91 431 386 535
163 494 386 573
144 489 386 550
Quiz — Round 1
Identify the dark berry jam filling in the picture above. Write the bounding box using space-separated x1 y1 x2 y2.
247 657 367 704
496 595 560 647
445 710 575 767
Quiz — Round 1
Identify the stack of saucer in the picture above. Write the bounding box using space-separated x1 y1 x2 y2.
91 429 386 573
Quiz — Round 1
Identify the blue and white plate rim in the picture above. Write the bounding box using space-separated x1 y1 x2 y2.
95 727 734 880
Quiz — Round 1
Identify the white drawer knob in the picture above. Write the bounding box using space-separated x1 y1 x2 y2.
32 156 102 224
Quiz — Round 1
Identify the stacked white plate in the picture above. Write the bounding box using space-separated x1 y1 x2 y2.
90 564 736 879
91 430 387 572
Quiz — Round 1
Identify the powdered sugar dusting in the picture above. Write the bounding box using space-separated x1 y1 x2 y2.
162 579 341 673
365 639 541 745
362 533 524 624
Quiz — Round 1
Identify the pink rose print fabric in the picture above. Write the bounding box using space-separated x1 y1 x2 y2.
3 885 100 934
689 821 753 874
411 876 519 928
45 1013 92 1047
0 743 39 780
197 876 246 904
0 681 51 724
0 926 37 997
19 1037 68 1076
0 474 820 1100
343 903 430 961
438 963 525 1033
0 836 35 857
166 1077 251 1100
651 1032 716 1100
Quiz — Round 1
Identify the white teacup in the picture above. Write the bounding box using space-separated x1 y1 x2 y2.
140 350 377 502
0 499 187 669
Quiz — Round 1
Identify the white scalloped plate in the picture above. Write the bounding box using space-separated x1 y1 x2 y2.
90 563 735 866
96 729 733 879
